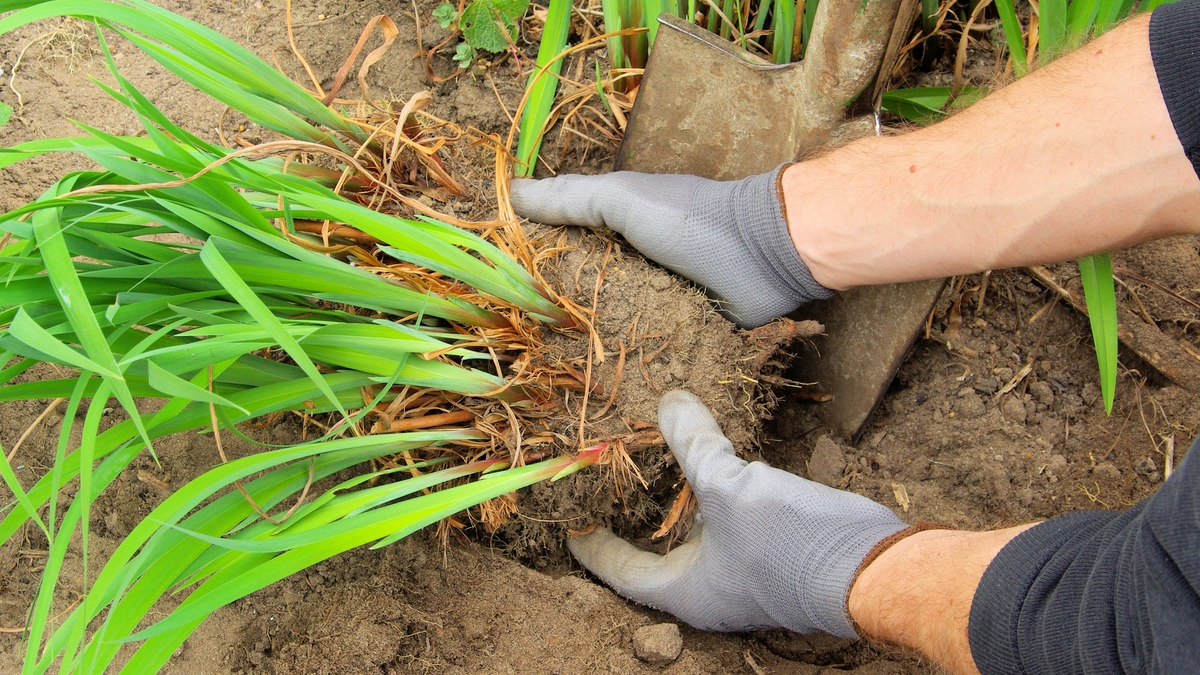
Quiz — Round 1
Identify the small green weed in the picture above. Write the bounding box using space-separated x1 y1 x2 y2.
433 0 530 67
434 2 458 27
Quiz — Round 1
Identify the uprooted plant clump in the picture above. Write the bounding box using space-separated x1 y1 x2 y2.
480 228 823 564
257 107 824 563
0 4 828 671
176 4 826 561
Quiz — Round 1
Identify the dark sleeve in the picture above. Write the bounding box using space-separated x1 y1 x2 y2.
967 439 1200 674
1150 0 1200 179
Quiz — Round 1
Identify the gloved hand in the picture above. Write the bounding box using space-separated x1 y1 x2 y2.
509 167 834 328
569 390 908 638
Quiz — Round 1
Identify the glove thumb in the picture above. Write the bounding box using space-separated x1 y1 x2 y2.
658 391 748 500
510 174 623 229
567 524 703 610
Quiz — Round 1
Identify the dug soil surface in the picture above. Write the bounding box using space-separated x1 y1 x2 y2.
1 2 1197 673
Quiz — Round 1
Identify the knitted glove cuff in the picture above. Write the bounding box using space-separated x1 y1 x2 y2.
733 166 836 304
769 519 910 638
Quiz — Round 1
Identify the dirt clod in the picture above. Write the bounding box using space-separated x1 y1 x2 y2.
633 623 683 665
1134 457 1159 479
973 377 1000 394
1029 380 1054 404
808 436 847 486
1093 462 1122 480
1001 395 1028 424
954 391 986 419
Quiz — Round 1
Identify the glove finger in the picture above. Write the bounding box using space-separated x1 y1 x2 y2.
657 390 748 501
510 174 624 229
568 525 702 611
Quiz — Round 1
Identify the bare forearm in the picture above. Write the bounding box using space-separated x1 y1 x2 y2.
785 14 1200 290
848 525 1036 674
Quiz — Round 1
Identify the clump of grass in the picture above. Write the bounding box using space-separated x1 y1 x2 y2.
515 0 573 177
507 5 641 177
880 85 987 124
0 1 610 671
600 0 818 70
20 431 600 673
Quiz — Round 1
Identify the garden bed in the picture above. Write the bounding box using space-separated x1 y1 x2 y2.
1 1 1196 672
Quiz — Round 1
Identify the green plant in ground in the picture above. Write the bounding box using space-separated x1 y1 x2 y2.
3 0 375 148
12 428 598 674
462 0 530 53
992 0 1178 414
514 0 573 176
603 0 651 71
454 40 479 67
434 1 459 27
921 0 940 36
0 1 591 671
0 101 12 129
601 0 818 70
880 86 988 124
433 0 531 67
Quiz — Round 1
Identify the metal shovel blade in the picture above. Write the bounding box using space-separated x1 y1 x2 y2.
614 11 944 440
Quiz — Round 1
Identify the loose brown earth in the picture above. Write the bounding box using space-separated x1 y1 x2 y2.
1 2 1196 673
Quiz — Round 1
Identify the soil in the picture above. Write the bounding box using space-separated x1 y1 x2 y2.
1 2 1197 673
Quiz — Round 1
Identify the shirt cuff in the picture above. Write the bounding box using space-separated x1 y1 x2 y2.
1150 0 1200 179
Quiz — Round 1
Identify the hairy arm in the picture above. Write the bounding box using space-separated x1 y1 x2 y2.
848 526 1035 674
786 13 1200 290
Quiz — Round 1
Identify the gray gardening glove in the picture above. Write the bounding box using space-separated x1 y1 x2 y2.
510 167 834 328
569 390 907 638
